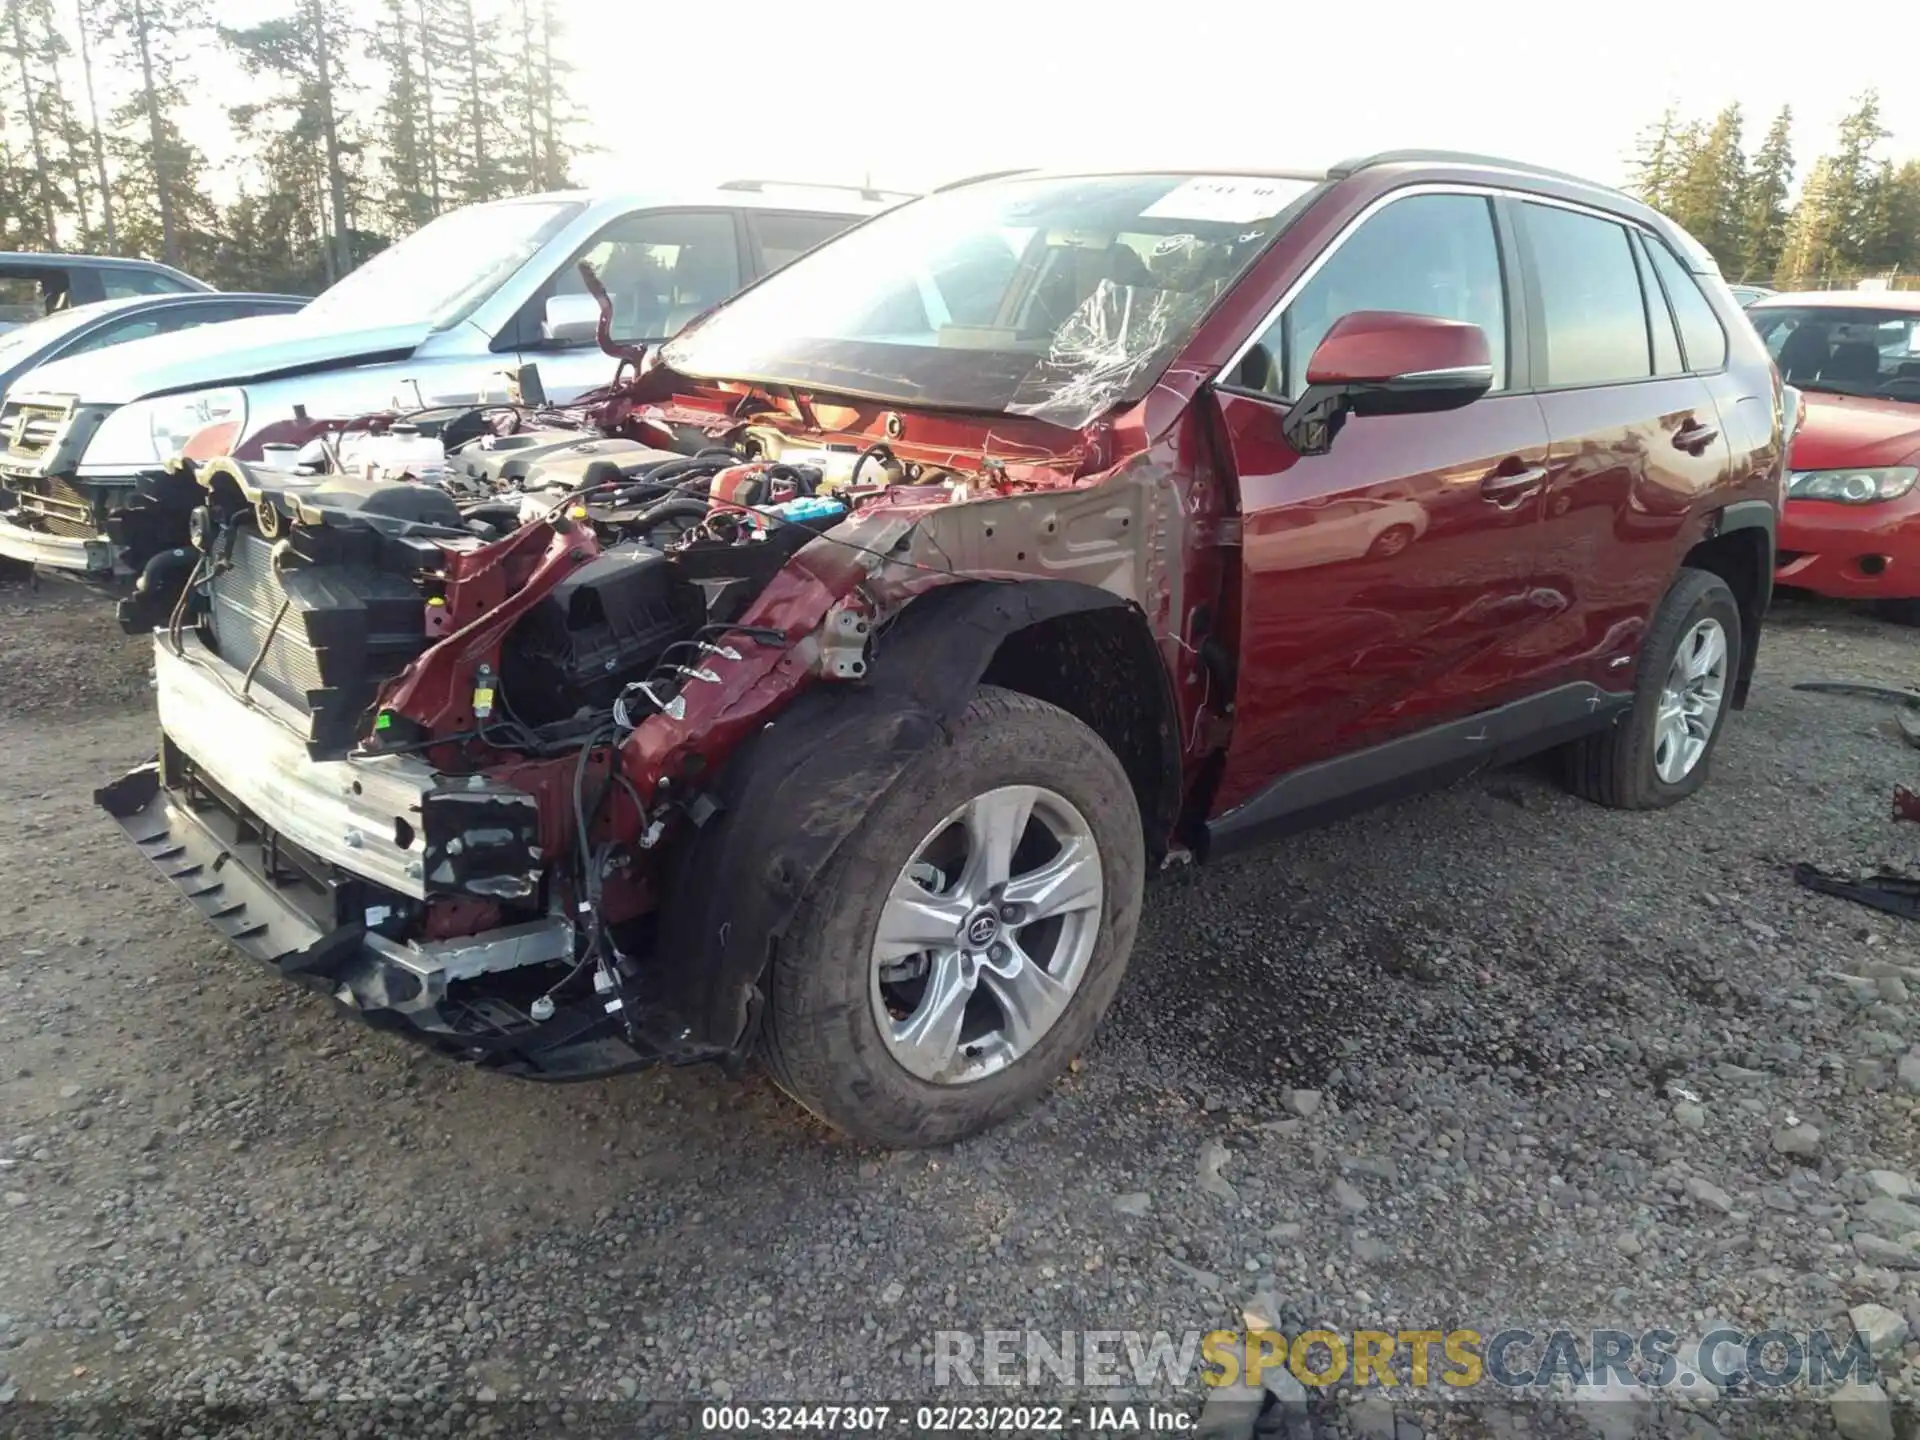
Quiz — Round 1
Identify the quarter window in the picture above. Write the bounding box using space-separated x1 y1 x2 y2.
1234 192 1508 400
1520 202 1652 387
1644 236 1728 371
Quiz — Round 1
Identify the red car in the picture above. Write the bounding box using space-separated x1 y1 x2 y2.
1750 290 1920 621
103 153 1784 1146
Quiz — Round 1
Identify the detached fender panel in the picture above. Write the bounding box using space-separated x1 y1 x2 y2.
653 578 1137 1052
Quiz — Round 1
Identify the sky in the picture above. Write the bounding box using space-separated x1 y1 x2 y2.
565 0 1920 198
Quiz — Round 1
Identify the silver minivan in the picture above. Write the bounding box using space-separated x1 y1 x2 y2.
0 180 902 575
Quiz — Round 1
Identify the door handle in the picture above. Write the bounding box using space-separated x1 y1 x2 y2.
1480 465 1547 504
1673 420 1719 455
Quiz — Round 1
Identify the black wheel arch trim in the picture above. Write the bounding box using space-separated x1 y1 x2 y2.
1703 496 1775 709
648 578 1170 1055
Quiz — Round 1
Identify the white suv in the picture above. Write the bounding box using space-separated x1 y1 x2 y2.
0 180 905 575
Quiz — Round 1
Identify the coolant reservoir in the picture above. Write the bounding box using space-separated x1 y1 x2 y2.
338 425 448 483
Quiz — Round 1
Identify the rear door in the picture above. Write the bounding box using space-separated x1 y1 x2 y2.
1209 188 1555 813
1512 199 1733 696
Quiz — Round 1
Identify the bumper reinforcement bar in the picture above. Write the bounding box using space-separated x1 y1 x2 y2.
98 762 722 1080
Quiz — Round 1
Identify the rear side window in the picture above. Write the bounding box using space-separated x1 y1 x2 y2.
747 212 854 273
59 302 280 359
100 268 196 298
1520 202 1651 387
0 276 42 326
1643 237 1728 371
1235 192 1508 399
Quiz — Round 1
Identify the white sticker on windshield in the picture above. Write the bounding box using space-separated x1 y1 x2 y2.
1140 176 1312 225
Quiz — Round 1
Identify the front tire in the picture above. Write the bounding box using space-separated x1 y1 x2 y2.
759 686 1144 1148
1562 567 1742 809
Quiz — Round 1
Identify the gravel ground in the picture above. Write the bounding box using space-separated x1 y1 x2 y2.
1 576 1918 1439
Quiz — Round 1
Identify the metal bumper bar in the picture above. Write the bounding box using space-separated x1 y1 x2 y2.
0 516 112 572
97 760 708 1080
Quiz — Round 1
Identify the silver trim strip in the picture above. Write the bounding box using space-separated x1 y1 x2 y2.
1389 364 1497 385
153 633 434 899
1217 182 1654 387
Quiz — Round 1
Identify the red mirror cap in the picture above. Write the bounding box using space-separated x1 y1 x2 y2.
1304 310 1492 388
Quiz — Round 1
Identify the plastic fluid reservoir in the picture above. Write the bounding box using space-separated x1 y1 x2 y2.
340 425 448 482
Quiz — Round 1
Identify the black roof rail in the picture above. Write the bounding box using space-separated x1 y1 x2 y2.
931 168 1036 193
1326 149 1616 192
717 178 916 204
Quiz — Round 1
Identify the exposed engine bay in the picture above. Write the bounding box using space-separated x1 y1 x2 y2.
94 325 1177 1084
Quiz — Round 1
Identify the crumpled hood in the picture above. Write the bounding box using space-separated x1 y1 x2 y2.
12 310 432 406
1788 391 1920 471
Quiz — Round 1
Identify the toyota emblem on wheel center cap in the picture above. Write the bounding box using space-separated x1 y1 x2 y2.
964 912 1000 948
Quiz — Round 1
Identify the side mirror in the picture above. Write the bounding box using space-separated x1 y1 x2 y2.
1281 310 1494 457
542 293 601 345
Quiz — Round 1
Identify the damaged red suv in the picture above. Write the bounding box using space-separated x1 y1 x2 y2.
1749 290 1920 621
102 154 1785 1146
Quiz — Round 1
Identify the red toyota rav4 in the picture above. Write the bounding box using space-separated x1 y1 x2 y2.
1748 289 1920 621
103 153 1784 1146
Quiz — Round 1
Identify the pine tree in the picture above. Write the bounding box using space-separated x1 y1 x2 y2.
1629 107 1683 211
1882 160 1920 273
375 0 433 230
105 108 215 270
74 0 114 249
221 1 366 285
1 0 81 247
1824 90 1891 273
1775 157 1836 288
1666 104 1745 267
449 0 513 203
96 0 201 265
414 0 444 212
1736 106 1793 281
533 0 581 188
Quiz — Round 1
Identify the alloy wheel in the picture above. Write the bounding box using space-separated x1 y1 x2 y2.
869 785 1104 1085
1654 616 1728 783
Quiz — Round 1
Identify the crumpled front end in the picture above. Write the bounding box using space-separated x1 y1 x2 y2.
100 632 721 1078
96 326 1206 1081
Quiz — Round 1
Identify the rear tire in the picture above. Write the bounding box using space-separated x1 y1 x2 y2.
1562 568 1742 810
759 686 1144 1148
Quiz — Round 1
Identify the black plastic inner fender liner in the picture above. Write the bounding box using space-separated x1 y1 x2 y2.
1793 863 1920 923
652 578 1142 1055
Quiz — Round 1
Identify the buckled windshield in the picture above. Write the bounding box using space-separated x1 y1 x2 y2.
303 198 585 332
662 173 1318 429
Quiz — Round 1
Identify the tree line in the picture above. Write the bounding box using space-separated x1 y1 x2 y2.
0 0 587 295
1630 92 1920 288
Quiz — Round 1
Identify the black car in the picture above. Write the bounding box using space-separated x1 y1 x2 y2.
0 252 212 333
0 291 309 401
